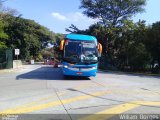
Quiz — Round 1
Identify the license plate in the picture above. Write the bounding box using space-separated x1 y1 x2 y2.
77 72 83 75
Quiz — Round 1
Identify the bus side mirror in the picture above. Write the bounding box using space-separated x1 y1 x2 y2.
60 40 64 51
98 43 102 57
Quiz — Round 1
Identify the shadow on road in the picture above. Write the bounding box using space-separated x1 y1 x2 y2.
16 66 90 81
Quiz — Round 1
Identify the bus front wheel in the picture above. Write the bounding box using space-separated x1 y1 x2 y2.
64 75 70 79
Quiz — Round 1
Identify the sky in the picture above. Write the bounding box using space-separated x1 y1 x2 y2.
4 0 160 34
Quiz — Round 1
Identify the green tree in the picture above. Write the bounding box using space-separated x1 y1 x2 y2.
0 20 8 50
80 0 146 63
115 20 151 71
0 1 58 62
80 0 146 26
1 14 55 60
41 48 53 59
145 22 160 73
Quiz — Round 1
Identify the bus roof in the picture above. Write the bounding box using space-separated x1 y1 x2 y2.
65 34 97 41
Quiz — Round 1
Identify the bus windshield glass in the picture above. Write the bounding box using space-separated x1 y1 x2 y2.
64 40 98 64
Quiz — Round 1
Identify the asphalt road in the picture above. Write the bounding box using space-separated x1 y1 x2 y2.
0 65 160 120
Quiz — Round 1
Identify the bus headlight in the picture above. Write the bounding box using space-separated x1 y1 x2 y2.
92 67 96 69
63 65 68 68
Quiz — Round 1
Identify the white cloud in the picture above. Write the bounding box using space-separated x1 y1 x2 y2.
51 12 67 21
51 12 99 33
51 12 98 23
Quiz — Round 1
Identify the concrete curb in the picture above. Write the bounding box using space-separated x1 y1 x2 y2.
98 69 160 77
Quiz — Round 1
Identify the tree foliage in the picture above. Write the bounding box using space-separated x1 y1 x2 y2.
0 1 64 62
2 14 55 59
80 0 146 55
145 22 160 73
80 0 146 27
0 13 57 60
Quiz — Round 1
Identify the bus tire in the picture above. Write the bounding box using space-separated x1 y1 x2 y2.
64 75 70 79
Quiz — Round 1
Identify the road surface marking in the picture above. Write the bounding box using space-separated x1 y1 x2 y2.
140 101 160 106
0 90 110 114
2 83 94 110
80 101 160 120
11 92 66 109
112 89 159 96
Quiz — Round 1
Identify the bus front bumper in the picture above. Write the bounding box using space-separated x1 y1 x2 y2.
62 67 97 77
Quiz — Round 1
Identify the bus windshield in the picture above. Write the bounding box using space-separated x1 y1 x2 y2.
64 40 98 64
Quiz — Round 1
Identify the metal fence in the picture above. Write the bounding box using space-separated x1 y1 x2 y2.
0 49 13 69
0 53 6 69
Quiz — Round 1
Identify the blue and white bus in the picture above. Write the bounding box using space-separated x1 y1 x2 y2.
60 34 102 77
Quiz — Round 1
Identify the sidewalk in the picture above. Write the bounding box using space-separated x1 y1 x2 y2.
0 66 25 73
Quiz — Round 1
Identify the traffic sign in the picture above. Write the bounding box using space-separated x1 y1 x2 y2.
15 49 20 55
